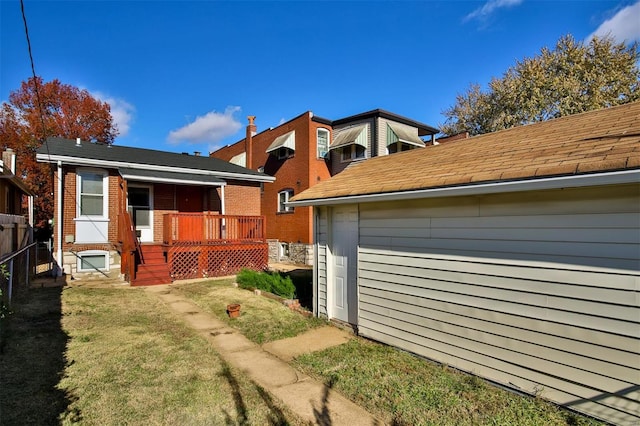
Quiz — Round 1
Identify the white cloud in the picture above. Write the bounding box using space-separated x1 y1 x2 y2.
168 106 242 144
586 1 640 43
91 91 135 137
463 0 524 23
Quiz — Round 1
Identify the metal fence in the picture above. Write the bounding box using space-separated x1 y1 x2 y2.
0 241 55 307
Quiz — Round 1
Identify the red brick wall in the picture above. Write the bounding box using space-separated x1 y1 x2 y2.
211 112 332 244
58 166 121 252
223 181 261 216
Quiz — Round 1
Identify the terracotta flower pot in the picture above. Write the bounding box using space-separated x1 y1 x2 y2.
227 303 241 318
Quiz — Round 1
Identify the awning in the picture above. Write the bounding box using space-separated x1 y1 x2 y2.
387 123 425 147
329 125 368 151
119 168 225 186
266 130 296 153
229 152 246 167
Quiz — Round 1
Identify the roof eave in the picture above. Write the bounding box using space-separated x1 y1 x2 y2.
36 153 276 183
288 169 640 207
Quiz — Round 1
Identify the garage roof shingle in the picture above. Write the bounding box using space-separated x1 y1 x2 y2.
292 102 640 202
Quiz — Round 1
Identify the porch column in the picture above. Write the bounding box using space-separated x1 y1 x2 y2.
56 161 62 276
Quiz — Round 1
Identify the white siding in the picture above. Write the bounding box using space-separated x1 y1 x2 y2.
356 184 640 426
330 119 373 176
315 207 329 317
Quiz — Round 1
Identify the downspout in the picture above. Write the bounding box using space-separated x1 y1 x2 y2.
220 184 226 238
220 185 226 215
372 117 378 158
56 160 63 276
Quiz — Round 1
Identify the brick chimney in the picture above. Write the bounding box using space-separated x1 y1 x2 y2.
246 116 256 169
2 148 16 174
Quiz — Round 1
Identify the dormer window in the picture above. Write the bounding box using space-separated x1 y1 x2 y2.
329 125 368 163
386 123 425 155
266 130 295 159
341 144 366 162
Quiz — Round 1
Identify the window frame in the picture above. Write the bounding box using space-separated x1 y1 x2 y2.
277 189 294 213
276 147 294 160
340 144 366 163
76 168 109 219
388 141 416 154
76 250 109 272
317 128 330 159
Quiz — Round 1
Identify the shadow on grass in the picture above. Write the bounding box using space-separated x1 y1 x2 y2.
0 285 73 425
220 360 290 425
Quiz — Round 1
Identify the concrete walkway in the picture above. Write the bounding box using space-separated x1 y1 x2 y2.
144 285 383 426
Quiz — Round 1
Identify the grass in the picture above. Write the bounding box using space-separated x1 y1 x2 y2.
171 278 326 344
173 278 602 425
2 278 606 426
292 338 603 426
1 283 306 425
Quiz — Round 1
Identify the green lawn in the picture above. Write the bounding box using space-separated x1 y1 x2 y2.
0 284 306 425
175 278 604 426
1 279 605 426
293 338 602 426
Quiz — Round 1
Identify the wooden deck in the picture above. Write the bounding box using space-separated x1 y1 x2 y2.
119 213 267 286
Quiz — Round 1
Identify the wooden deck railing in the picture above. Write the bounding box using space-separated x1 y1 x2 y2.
118 211 139 281
163 214 266 245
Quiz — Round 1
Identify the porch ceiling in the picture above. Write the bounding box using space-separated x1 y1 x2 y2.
119 168 225 186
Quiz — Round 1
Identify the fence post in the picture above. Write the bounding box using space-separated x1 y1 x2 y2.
8 258 14 303
26 246 30 288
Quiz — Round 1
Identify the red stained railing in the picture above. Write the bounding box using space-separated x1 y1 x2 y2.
162 214 268 280
163 214 266 245
118 211 140 281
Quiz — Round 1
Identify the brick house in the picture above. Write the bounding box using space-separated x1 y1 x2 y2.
210 109 438 264
36 137 274 284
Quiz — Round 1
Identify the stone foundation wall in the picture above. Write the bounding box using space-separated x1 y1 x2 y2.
267 239 314 265
62 249 122 281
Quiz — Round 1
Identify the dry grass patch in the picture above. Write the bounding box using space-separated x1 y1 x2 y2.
172 279 326 344
56 285 306 425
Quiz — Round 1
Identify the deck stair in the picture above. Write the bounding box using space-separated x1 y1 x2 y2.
131 243 172 286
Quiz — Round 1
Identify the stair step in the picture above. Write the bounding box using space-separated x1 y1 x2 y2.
131 277 172 286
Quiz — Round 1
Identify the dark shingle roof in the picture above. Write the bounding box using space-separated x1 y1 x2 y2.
37 137 272 182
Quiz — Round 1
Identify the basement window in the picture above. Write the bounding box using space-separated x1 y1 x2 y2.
77 250 109 272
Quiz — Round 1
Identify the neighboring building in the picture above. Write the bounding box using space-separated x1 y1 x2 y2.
210 109 438 264
289 102 640 426
36 137 274 284
0 148 34 259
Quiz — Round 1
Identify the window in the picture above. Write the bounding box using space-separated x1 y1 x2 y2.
78 171 107 216
276 147 294 160
341 144 366 162
278 189 294 213
77 250 109 272
127 186 150 227
388 142 416 154
317 128 329 158
75 169 109 243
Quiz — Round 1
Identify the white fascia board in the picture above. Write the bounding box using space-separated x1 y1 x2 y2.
36 153 276 183
120 175 226 186
288 170 640 207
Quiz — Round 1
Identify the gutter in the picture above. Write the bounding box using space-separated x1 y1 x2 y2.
288 169 640 207
36 153 276 183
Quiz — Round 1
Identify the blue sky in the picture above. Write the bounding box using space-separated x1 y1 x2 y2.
1 0 639 154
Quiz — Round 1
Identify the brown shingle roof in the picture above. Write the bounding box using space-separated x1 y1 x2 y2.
292 102 640 202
